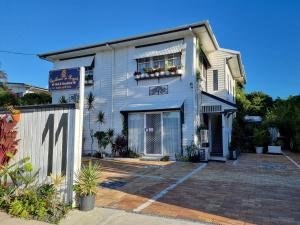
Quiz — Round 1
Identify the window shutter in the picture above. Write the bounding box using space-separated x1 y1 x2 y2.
213 70 218 91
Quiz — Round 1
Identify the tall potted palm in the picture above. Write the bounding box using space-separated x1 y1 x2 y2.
73 161 101 211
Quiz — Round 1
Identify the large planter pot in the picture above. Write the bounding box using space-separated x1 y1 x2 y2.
12 114 21 122
189 152 201 163
79 194 95 211
255 146 263 154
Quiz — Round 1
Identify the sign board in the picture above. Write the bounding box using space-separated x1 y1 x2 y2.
49 68 80 91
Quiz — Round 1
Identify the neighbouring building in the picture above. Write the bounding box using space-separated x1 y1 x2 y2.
0 71 49 97
39 21 246 160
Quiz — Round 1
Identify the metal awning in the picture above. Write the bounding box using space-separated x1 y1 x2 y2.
53 56 94 70
133 40 185 59
120 99 184 113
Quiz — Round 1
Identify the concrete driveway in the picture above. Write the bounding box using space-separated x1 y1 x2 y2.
93 153 300 225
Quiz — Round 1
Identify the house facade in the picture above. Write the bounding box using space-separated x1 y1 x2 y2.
39 21 246 160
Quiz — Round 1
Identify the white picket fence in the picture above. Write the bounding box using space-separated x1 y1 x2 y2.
1 104 82 204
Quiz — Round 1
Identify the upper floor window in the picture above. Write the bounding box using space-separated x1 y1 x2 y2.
167 53 181 67
138 58 151 73
137 53 182 73
153 55 165 68
85 65 94 86
213 70 218 91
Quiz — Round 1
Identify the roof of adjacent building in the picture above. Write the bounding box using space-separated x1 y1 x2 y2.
2 82 48 92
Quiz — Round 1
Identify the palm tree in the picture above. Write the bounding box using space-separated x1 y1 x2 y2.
86 92 95 154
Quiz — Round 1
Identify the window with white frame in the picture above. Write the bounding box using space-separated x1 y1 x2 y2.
153 55 165 68
137 58 151 73
137 53 181 73
167 53 181 67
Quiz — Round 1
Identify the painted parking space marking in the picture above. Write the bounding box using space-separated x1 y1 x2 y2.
133 163 207 213
283 152 300 169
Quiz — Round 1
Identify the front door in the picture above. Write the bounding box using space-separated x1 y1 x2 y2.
210 114 223 156
145 113 162 155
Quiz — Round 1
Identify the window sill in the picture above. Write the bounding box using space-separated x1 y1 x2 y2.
134 72 182 81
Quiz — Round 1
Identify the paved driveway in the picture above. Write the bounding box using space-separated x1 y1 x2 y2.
91 153 300 225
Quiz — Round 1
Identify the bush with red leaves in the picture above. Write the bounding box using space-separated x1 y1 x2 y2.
0 115 19 167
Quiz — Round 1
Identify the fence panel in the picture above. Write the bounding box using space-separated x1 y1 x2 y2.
1 104 81 204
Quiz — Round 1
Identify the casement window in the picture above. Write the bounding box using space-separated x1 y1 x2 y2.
213 70 218 91
153 55 165 68
167 52 181 67
137 53 181 72
137 58 151 73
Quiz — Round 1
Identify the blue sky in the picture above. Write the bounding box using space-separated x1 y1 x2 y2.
0 0 299 99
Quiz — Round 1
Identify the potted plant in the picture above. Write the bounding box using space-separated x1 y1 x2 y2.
177 65 183 74
6 106 21 122
168 66 177 75
134 71 141 79
229 143 238 160
73 161 101 211
154 68 160 77
159 67 165 76
253 128 269 154
185 142 201 162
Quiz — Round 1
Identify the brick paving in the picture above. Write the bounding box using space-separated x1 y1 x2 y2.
91 154 300 225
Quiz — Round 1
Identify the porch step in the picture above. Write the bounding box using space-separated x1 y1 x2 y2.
140 156 162 161
209 156 227 162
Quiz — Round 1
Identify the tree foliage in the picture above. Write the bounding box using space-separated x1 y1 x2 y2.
0 88 51 107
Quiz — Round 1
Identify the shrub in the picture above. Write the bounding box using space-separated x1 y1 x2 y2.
0 115 19 167
160 155 169 161
253 127 270 147
0 157 69 224
112 135 127 157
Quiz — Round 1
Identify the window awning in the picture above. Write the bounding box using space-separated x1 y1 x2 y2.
133 40 185 59
53 56 94 70
120 99 184 113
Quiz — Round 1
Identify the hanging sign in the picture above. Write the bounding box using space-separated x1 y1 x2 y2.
49 68 80 91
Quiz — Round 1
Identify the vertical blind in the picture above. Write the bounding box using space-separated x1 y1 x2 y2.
128 113 144 154
162 112 181 156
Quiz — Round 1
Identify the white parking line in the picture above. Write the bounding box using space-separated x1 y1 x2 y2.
133 163 207 213
283 152 300 169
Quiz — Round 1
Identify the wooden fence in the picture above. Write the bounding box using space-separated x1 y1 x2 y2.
1 104 82 204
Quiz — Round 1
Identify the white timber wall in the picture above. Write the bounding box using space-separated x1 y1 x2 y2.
4 104 81 204
52 35 197 154
206 50 236 101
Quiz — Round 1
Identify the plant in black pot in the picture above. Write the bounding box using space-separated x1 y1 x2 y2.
73 161 101 211
185 141 201 162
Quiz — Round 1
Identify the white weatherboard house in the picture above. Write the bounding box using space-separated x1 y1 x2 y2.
39 21 246 161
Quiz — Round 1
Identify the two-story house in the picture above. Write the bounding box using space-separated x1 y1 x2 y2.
39 21 246 160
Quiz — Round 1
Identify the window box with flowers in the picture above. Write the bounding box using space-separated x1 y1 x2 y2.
134 53 183 82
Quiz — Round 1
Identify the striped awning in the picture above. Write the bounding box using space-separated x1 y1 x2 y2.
133 40 185 59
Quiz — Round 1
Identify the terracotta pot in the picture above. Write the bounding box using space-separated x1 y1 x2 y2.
12 114 21 122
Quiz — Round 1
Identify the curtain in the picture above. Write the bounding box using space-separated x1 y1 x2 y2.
163 112 180 156
128 113 144 154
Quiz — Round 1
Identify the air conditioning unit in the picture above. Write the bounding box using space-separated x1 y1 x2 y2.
200 129 209 146
199 147 209 162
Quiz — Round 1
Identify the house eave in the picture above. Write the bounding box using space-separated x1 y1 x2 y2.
38 21 219 62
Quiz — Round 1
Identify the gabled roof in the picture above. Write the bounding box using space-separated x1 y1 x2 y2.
38 21 219 61
219 48 246 84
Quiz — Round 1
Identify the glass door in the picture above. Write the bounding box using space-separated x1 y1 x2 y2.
145 113 162 155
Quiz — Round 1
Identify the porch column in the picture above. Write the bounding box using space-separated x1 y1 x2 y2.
221 113 226 157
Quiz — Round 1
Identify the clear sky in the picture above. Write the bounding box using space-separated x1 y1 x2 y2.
0 0 299 99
